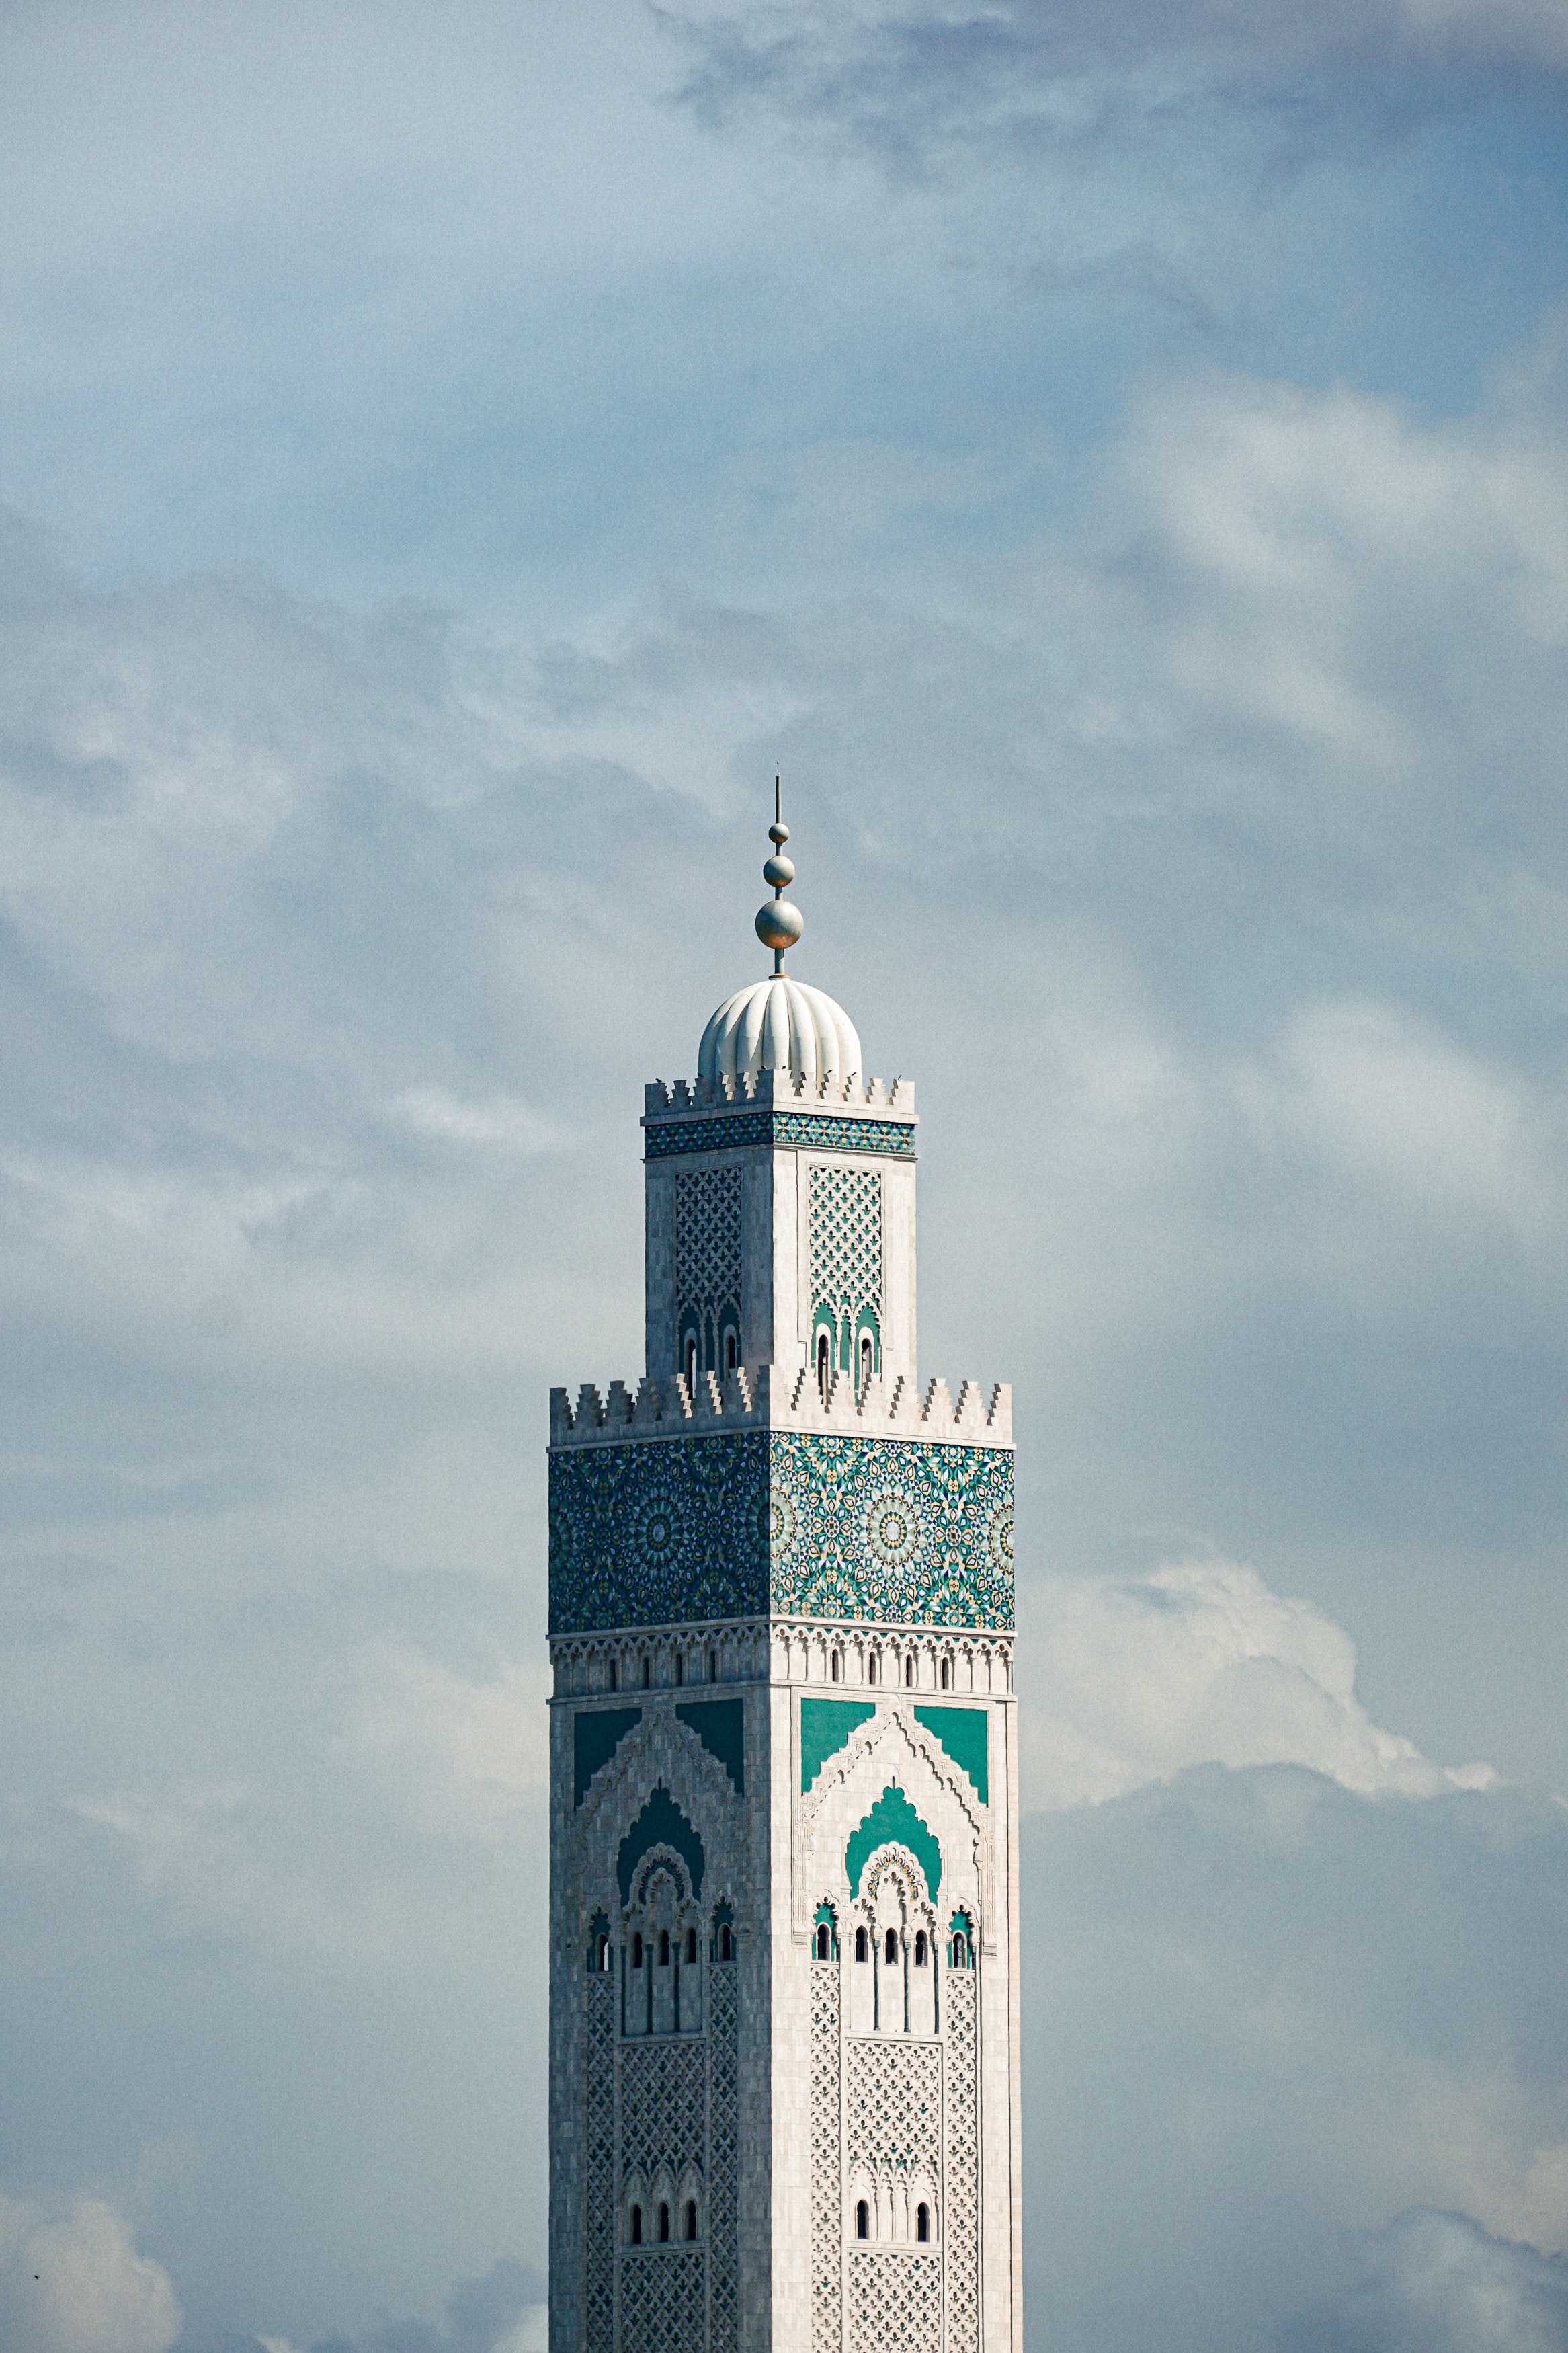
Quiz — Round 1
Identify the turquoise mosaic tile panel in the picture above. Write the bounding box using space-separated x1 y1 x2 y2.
644 1111 916 1161
548 1433 1013 1636
770 1434 1013 1630
548 1434 771 1636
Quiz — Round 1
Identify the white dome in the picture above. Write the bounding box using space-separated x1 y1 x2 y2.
698 976 862 1089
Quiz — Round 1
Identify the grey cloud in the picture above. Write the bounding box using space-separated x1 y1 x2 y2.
1023 1773 1568 2350
1282 2208 1568 2352
665 0 1568 175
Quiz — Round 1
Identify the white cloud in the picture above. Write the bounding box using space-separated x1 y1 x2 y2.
0 2195 181 2353
395 1089 569 1153
1270 1000 1555 1235
492 2306 550 2353
1024 1556 1497 1808
350 1641 550 1836
1284 2206 1568 2351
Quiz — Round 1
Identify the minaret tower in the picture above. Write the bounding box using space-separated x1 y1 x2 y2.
547 803 1020 2353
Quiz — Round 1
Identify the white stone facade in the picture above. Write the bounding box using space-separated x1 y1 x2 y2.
548 1051 1020 2353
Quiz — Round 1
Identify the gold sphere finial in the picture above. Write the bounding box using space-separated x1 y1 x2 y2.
755 772 803 972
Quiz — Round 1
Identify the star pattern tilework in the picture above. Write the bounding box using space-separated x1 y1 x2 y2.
548 1433 1014 1635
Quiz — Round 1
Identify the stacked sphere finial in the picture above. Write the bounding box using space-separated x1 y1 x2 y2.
755 789 804 969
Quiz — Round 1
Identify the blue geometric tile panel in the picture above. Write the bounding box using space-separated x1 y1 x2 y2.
645 1110 916 1161
548 1431 1013 1635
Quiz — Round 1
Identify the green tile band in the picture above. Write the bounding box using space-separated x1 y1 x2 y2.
645 1111 916 1161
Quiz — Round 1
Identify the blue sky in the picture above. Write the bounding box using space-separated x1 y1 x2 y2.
2 5 1567 2351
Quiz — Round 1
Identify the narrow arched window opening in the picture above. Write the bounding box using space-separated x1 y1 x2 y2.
817 1330 830 1400
658 2203 670 2243
642 1655 651 1690
917 2203 930 2243
941 1657 952 1690
607 1658 618 1693
631 1933 643 1970
595 1934 610 1972
855 2200 869 2241
867 1652 878 1686
816 1923 830 1960
860 1332 872 1393
904 1654 915 1687
686 1928 697 1964
630 2206 643 2245
658 1930 670 1967
708 1650 718 1683
854 1927 868 1964
831 1649 841 1683
718 1924 733 1962
915 1931 927 1966
725 1330 737 1371
685 1336 698 1394
674 1653 684 1686
685 2201 698 2241
951 1931 968 1969
884 1928 898 1966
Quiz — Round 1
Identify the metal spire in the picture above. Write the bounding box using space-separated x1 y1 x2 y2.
754 771 804 975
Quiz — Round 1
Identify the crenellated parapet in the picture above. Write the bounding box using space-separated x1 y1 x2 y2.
550 1366 1011 1450
645 1070 915 1115
643 1067 916 1166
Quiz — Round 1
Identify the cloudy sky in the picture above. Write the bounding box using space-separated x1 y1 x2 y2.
2 3 1567 2349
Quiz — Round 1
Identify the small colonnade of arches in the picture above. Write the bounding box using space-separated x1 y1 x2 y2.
813 1895 975 2036
850 2167 939 2247
552 1625 1011 1698
623 2162 705 2249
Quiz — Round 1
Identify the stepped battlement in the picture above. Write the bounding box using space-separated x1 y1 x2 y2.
550 1365 1011 1449
644 1068 915 1119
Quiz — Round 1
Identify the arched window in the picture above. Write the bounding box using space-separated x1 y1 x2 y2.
685 2201 698 2241
685 1336 698 1393
884 1928 898 1966
941 1657 952 1691
904 1654 915 1687
595 1934 610 1972
860 1332 872 1392
673 1653 684 1687
831 1649 841 1683
816 1923 831 1960
630 2206 643 2246
915 1931 927 1966
658 2203 670 2243
867 1652 878 1686
607 1658 618 1693
641 1655 651 1690
659 1930 670 1967
708 1650 718 1683
917 2203 930 2243
724 1329 737 1372
631 1933 643 1970
950 1931 968 1969
855 2200 869 2241
817 1330 830 1400
686 1927 698 1964
854 1927 868 1964
718 1924 733 1962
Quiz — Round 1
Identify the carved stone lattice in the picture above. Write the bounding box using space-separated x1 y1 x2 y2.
811 1965 843 2352
809 1164 882 1332
620 2040 706 2181
708 1967 739 2353
845 2039 941 2178
944 1974 979 2353
620 2251 706 2352
675 1167 742 1327
847 2251 942 2353
584 1980 616 2353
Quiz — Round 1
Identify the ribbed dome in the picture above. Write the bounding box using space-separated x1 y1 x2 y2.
698 976 862 1089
